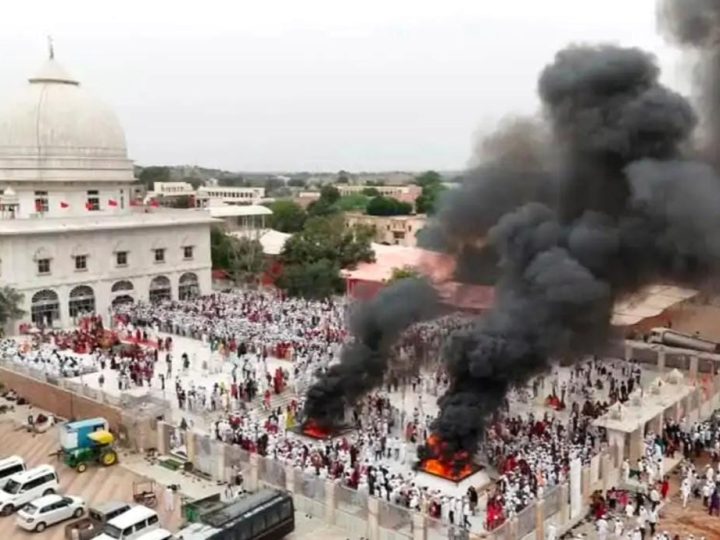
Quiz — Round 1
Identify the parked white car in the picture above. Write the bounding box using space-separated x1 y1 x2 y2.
15 494 85 532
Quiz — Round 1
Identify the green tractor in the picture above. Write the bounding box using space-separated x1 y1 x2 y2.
64 429 119 473
53 418 119 473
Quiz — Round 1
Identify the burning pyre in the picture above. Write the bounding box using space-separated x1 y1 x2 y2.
417 434 481 482
297 419 352 440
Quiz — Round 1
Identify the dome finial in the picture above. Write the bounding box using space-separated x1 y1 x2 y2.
47 35 54 60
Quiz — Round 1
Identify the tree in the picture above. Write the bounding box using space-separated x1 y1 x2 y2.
287 178 307 188
0 287 24 329
210 226 265 284
414 171 446 215
267 200 307 233
320 185 341 204
228 236 266 284
307 185 342 217
335 193 370 212
336 170 350 184
137 166 171 189
362 187 380 197
415 170 442 188
366 196 413 216
277 215 375 298
275 259 344 299
388 266 420 283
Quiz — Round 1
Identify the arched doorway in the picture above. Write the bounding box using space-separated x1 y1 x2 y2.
149 275 171 303
178 272 199 300
111 295 134 308
31 289 59 326
69 285 95 317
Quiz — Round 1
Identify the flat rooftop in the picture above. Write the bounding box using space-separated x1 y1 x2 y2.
0 209 218 236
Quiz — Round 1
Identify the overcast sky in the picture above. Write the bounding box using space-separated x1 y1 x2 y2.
0 0 691 172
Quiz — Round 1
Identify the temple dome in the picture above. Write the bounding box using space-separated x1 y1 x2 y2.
0 57 134 184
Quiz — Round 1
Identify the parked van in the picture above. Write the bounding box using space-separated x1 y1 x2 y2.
96 506 160 540
0 465 59 516
136 529 176 540
88 501 133 528
0 457 25 489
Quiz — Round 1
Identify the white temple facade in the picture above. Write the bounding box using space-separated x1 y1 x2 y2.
0 54 215 330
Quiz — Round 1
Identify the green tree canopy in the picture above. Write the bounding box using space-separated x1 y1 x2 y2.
414 171 446 215
307 185 342 217
335 193 370 212
388 266 420 283
362 187 380 197
137 166 171 189
267 200 308 233
366 196 413 216
277 215 374 298
210 227 265 283
275 259 344 299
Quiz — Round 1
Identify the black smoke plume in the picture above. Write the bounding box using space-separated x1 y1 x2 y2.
429 43 720 458
659 0 720 167
303 278 440 427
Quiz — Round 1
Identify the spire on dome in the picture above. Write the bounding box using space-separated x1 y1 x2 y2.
29 40 79 86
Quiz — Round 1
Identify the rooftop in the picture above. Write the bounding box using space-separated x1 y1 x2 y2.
0 209 217 236
208 205 272 218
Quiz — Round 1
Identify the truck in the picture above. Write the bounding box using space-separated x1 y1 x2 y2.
176 489 294 540
647 327 720 353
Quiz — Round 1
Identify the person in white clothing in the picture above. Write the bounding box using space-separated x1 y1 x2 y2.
164 485 175 513
596 515 609 540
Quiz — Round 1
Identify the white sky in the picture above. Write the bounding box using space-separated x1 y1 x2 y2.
0 0 690 172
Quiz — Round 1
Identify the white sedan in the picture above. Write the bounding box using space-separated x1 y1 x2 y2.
16 494 85 532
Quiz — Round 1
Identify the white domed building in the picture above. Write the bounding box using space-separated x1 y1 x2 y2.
0 54 215 330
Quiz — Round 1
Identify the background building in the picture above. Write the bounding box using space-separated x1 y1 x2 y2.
0 54 215 329
344 212 426 247
335 184 421 204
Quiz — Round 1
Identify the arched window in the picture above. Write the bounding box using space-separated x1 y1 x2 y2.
31 289 60 327
178 272 199 300
149 275 171 303
68 285 95 317
111 280 134 293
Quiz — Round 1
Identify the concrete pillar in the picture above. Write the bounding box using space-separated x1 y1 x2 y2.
186 430 197 466
559 484 570 525
629 428 643 463
368 496 380 540
248 453 259 491
581 468 591 500
652 414 663 436
324 480 336 525
601 454 612 492
534 499 545 540
412 512 427 540
657 348 666 371
690 355 699 381
509 517 519 539
215 442 226 482
156 422 168 455
285 464 295 493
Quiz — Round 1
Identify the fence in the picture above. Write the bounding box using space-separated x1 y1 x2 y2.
378 499 413 540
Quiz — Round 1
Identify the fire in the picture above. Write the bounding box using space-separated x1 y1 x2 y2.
301 419 333 440
419 434 479 482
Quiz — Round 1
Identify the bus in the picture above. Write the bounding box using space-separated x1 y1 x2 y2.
176 489 294 540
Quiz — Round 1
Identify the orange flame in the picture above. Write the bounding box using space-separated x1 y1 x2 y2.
419 434 477 481
301 419 333 439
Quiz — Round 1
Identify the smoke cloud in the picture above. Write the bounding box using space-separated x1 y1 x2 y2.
303 278 440 426
659 0 720 167
430 43 720 458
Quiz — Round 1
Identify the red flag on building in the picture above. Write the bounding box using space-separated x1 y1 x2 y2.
34 201 43 212
108 199 118 207
60 201 69 209
85 201 93 211
150 199 160 208
129 198 140 207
